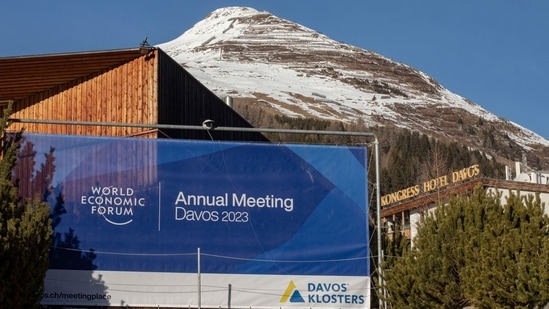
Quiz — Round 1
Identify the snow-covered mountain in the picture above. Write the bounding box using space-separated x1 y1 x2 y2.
158 7 549 169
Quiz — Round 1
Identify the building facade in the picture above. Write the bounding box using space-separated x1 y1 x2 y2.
381 163 549 239
0 47 267 142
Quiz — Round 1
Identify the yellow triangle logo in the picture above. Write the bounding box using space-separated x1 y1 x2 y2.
280 280 297 302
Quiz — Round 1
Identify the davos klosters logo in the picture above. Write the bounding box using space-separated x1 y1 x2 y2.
280 281 365 305
80 186 146 226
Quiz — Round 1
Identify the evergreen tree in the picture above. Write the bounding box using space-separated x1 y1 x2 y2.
383 245 424 309
384 187 549 308
0 103 52 308
379 224 414 307
461 192 549 308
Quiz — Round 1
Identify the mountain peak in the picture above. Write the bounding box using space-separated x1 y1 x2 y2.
160 6 318 55
158 7 549 168
206 6 260 18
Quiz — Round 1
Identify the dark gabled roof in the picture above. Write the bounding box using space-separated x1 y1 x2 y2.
0 48 151 101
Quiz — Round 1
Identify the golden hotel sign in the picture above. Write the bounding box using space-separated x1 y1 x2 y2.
381 164 480 207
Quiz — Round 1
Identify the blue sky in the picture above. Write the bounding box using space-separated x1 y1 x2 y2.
2 1 547 139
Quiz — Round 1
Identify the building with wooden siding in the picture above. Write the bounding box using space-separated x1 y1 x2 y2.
1 49 270 284
0 47 267 142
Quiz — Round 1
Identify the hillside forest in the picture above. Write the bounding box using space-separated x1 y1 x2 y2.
236 103 508 196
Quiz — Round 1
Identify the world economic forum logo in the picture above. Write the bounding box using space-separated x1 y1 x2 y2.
280 281 305 303
80 186 146 226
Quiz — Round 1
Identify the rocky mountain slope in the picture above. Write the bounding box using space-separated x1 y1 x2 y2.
158 7 549 170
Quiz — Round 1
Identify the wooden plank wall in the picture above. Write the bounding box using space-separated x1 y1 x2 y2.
10 50 160 195
10 50 158 138
8 48 271 205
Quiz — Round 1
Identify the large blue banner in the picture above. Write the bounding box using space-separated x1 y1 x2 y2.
19 134 369 307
